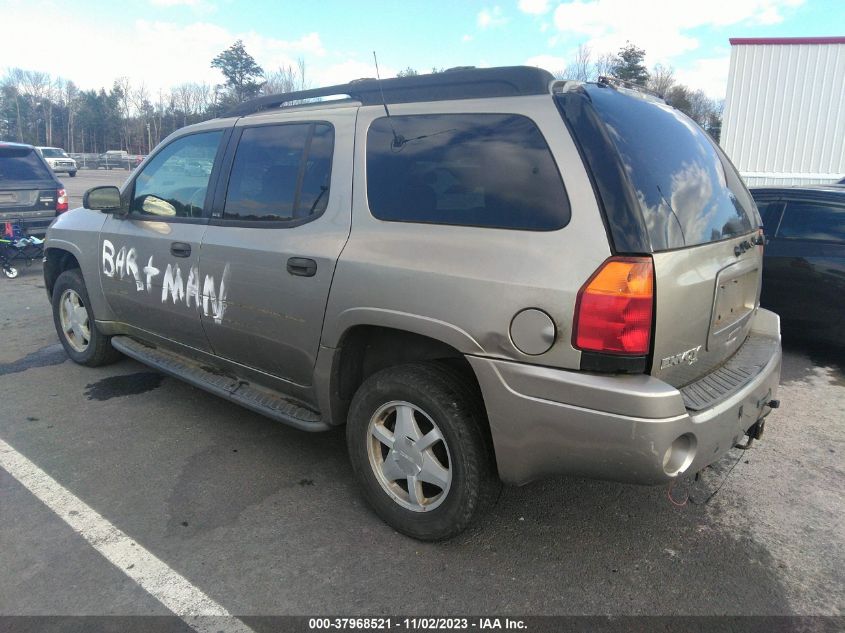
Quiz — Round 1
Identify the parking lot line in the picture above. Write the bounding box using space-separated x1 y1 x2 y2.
0 436 255 633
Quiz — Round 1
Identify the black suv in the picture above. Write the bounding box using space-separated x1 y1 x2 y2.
0 142 68 236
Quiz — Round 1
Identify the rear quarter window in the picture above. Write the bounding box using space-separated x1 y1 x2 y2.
366 113 570 231
586 87 756 250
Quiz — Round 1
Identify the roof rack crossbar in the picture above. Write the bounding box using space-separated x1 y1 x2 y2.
597 75 663 100
223 66 556 118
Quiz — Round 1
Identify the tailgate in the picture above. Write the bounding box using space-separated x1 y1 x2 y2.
556 85 765 388
0 189 58 221
651 235 762 387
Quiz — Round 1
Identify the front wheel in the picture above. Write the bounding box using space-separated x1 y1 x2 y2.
346 363 499 541
52 269 122 366
3 266 19 279
68 171 77 177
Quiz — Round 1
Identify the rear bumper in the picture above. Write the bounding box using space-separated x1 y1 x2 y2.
469 309 782 486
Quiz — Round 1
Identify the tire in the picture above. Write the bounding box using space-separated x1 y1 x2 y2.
68 171 77 177
346 362 500 541
52 268 122 367
3 266 19 279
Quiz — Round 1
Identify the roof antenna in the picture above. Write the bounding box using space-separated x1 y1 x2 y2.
373 51 405 149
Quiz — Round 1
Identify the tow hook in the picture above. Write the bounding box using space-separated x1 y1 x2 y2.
735 418 766 450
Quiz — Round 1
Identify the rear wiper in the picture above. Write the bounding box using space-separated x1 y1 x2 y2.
656 184 687 245
391 128 457 152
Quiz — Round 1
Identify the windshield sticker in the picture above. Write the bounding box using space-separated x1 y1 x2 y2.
102 239 230 324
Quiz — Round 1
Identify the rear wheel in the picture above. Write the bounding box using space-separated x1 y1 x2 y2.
52 269 122 366
3 266 19 279
346 362 499 540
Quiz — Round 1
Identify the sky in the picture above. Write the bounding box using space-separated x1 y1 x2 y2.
0 0 840 99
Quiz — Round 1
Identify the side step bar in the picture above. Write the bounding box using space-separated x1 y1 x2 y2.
110 336 330 432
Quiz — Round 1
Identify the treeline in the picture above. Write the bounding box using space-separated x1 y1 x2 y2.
0 41 306 154
1 39 723 153
555 43 724 140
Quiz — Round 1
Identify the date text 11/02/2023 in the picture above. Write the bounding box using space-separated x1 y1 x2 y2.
308 618 527 630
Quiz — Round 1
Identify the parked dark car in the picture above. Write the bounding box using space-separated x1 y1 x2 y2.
0 142 67 237
752 185 845 345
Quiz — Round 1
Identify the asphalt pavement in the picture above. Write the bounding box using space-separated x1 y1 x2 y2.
0 209 843 624
61 169 132 209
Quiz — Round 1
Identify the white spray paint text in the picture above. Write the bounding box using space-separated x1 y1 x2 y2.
102 239 230 324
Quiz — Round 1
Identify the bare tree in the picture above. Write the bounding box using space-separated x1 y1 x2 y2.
567 44 594 81
173 83 194 127
688 89 715 126
21 70 51 144
114 77 135 151
64 80 79 152
3 69 26 142
262 58 308 96
594 53 616 79
648 63 676 98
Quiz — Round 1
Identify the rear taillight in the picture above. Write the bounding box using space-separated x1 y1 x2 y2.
572 256 654 355
56 188 68 213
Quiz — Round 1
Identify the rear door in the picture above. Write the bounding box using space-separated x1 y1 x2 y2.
99 128 230 351
0 145 60 232
574 87 762 387
763 196 845 336
198 109 354 387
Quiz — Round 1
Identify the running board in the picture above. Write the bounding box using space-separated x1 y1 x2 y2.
110 336 329 432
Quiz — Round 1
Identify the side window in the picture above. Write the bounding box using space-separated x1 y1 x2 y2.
776 200 845 243
366 114 570 231
755 200 783 237
223 122 334 222
131 131 222 218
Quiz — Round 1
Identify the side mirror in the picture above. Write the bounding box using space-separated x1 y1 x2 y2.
83 186 122 213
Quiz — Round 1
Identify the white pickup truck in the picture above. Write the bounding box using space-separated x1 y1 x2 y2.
36 147 77 177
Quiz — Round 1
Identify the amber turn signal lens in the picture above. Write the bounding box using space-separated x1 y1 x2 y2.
572 257 654 355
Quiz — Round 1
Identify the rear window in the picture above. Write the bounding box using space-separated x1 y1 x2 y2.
0 146 52 181
367 114 570 231
587 87 756 251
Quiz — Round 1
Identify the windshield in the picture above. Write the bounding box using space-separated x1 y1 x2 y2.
0 146 53 181
586 86 757 251
40 148 68 158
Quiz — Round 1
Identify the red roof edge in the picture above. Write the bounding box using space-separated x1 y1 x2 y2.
730 36 845 45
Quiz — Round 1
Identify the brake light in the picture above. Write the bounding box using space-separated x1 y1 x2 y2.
573 256 654 355
56 188 68 213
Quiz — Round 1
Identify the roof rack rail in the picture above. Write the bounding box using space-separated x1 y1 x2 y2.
596 75 663 100
223 66 555 118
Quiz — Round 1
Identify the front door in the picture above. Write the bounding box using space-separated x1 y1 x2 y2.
99 129 228 351
199 110 354 387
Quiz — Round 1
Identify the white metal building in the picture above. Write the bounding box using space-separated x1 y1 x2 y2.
721 36 845 186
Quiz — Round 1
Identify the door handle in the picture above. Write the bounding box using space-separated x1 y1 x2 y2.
287 257 317 277
170 242 191 258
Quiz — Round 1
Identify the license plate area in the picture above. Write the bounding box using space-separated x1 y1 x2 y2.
708 261 759 350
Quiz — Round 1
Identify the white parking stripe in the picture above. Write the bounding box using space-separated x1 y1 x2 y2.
0 437 255 633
